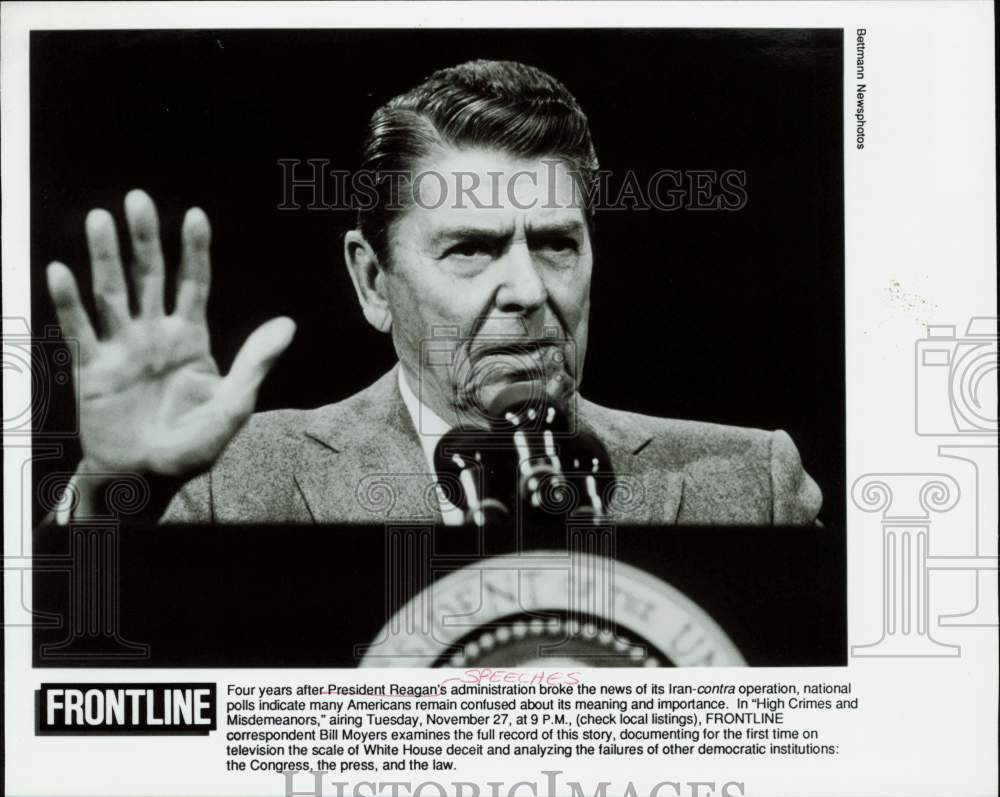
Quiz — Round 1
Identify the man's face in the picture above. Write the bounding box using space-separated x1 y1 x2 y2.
381 147 593 427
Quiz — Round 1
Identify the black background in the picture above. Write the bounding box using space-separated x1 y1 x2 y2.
31 28 845 524
33 523 845 667
29 29 845 666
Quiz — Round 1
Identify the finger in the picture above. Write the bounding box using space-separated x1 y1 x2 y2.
124 189 166 318
175 207 211 322
46 262 98 363
216 317 296 417
85 208 130 336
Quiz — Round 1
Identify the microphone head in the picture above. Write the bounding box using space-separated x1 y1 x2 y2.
433 429 515 524
486 383 570 433
434 391 615 526
519 428 616 522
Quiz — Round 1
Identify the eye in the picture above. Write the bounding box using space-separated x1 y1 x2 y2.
447 241 495 258
534 236 579 255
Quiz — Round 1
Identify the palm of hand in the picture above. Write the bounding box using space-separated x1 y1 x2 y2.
48 190 294 480
79 317 233 475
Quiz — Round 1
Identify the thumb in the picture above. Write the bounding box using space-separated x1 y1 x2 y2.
217 316 296 416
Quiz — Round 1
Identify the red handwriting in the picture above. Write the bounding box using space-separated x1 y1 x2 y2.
439 668 582 687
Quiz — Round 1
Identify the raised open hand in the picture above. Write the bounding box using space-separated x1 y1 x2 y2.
46 189 295 478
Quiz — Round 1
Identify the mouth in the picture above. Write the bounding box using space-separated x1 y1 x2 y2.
469 342 562 381
472 339 553 359
456 341 574 416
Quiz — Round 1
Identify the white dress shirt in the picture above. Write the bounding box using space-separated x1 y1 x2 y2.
396 367 465 526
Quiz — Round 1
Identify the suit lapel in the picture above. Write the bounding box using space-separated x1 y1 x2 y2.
576 398 683 525
295 367 440 524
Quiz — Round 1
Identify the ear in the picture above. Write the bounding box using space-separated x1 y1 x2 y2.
344 230 392 333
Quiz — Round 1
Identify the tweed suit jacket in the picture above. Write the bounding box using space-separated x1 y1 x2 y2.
161 366 821 525
161 366 822 525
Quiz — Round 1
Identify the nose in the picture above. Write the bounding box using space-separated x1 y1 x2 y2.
495 242 547 315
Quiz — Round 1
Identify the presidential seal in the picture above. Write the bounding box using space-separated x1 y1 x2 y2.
359 551 745 667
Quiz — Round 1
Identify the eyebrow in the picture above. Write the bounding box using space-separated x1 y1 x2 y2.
430 218 586 248
430 226 511 247
525 219 586 237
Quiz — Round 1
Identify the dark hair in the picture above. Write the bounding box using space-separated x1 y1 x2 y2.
356 59 599 264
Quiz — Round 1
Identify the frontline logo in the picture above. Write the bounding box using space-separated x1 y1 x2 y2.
36 683 217 735
361 552 745 668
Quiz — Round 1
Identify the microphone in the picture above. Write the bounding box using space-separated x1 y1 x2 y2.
433 385 615 526
433 428 513 528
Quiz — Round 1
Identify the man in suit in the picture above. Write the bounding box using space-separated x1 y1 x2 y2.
46 59 821 526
